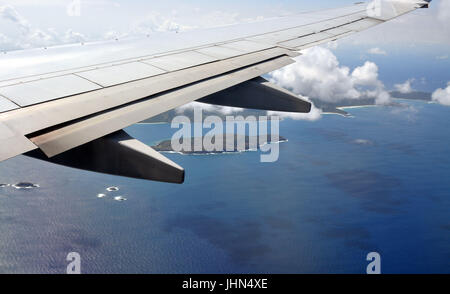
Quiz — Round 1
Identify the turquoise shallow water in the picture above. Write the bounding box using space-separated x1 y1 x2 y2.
0 99 449 273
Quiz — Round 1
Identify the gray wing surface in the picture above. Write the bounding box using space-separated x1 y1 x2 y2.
0 0 432 183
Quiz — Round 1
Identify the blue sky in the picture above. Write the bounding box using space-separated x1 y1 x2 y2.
0 0 449 94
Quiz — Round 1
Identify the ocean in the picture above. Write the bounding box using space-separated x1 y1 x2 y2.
0 99 449 274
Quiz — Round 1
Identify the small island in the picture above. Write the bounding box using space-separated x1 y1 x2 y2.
309 91 432 116
152 134 287 154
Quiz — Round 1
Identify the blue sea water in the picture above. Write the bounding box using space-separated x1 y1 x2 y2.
0 99 449 274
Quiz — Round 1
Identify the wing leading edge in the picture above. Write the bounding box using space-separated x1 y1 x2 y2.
0 0 432 183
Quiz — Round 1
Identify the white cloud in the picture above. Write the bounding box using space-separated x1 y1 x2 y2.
0 4 199 50
432 82 450 106
326 41 339 50
367 47 387 55
269 46 391 105
0 4 84 49
351 61 380 86
63 29 86 43
436 54 448 60
0 5 31 34
394 79 415 94
0 32 16 51
0 3 270 52
269 47 359 102
353 139 374 146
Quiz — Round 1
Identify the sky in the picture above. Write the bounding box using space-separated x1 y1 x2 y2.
0 0 449 117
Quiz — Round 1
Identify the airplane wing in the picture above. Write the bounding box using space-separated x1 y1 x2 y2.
0 0 432 183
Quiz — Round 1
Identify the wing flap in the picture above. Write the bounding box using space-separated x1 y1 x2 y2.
26 130 185 183
198 76 311 113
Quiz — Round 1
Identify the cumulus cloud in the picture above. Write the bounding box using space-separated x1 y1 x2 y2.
0 4 87 50
0 3 268 52
367 47 387 55
63 29 86 43
0 32 16 51
394 79 414 94
269 47 358 101
0 4 200 51
432 82 450 106
0 5 52 50
351 61 380 86
269 46 391 105
326 41 339 50
0 5 49 40
0 5 31 33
